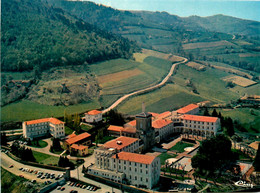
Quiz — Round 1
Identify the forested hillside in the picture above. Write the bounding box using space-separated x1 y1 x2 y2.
47 0 260 73
1 0 139 72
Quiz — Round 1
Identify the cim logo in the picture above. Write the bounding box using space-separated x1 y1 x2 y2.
234 180 253 188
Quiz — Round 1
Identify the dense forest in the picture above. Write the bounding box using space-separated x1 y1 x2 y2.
1 0 140 72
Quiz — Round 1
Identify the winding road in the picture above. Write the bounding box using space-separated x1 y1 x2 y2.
102 57 188 114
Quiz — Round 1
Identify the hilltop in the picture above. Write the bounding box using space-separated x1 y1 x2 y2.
1 0 139 72
48 0 260 73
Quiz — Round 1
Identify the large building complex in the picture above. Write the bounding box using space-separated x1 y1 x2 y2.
88 149 160 189
108 103 220 141
23 117 65 139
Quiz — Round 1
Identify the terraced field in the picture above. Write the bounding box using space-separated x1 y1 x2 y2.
91 53 174 108
183 40 235 50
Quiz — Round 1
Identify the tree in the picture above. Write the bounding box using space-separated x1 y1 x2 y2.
191 135 238 176
203 108 210 116
225 117 234 137
73 113 81 133
212 109 218 117
52 138 62 151
1 133 8 146
253 143 260 172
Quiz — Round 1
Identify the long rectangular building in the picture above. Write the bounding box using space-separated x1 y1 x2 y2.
88 149 160 189
23 117 65 139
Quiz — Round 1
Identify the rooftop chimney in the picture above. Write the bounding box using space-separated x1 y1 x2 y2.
142 102 145 113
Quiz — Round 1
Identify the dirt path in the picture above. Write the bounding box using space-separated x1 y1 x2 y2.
102 57 188 114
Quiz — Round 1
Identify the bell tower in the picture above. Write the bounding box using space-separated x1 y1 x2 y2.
136 102 155 151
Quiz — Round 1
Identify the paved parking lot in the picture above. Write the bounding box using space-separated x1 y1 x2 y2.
50 181 110 193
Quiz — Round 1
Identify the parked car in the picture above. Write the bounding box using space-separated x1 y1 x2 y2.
57 186 61 190
9 165 14 168
61 187 65 191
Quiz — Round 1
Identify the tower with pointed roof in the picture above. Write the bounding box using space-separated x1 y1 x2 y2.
136 102 155 151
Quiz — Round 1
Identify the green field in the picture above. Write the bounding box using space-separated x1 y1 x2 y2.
172 64 240 102
89 58 139 76
170 141 194 153
216 108 260 133
95 56 174 109
116 84 206 115
1 99 100 122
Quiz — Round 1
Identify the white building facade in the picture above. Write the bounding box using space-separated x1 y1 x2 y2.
23 118 65 139
85 110 102 123
88 149 160 189
172 114 220 138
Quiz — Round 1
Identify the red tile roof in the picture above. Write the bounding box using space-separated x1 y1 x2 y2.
152 119 173 129
176 104 199 114
85 110 102 115
112 152 156 164
67 132 77 139
149 112 159 117
66 132 91 145
71 144 88 150
25 117 64 125
157 111 171 119
107 125 124 132
104 136 138 150
122 127 136 134
125 120 136 127
182 114 218 123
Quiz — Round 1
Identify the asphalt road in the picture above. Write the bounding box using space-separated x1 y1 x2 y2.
102 57 188 114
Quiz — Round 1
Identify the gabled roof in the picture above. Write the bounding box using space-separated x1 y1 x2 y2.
24 117 64 125
66 132 91 145
85 110 102 115
125 120 136 127
67 132 77 139
122 127 136 134
181 114 218 123
112 152 156 165
107 125 124 132
157 111 171 119
71 144 88 150
104 136 138 150
176 104 199 114
152 119 173 129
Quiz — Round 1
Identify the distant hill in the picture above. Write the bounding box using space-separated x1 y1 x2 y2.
1 0 139 72
184 14 260 36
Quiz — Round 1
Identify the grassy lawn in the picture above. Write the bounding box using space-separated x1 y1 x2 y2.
117 84 205 115
1 99 100 122
158 153 177 166
1 167 43 193
29 140 48 148
32 150 60 165
80 124 92 132
170 141 194 153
